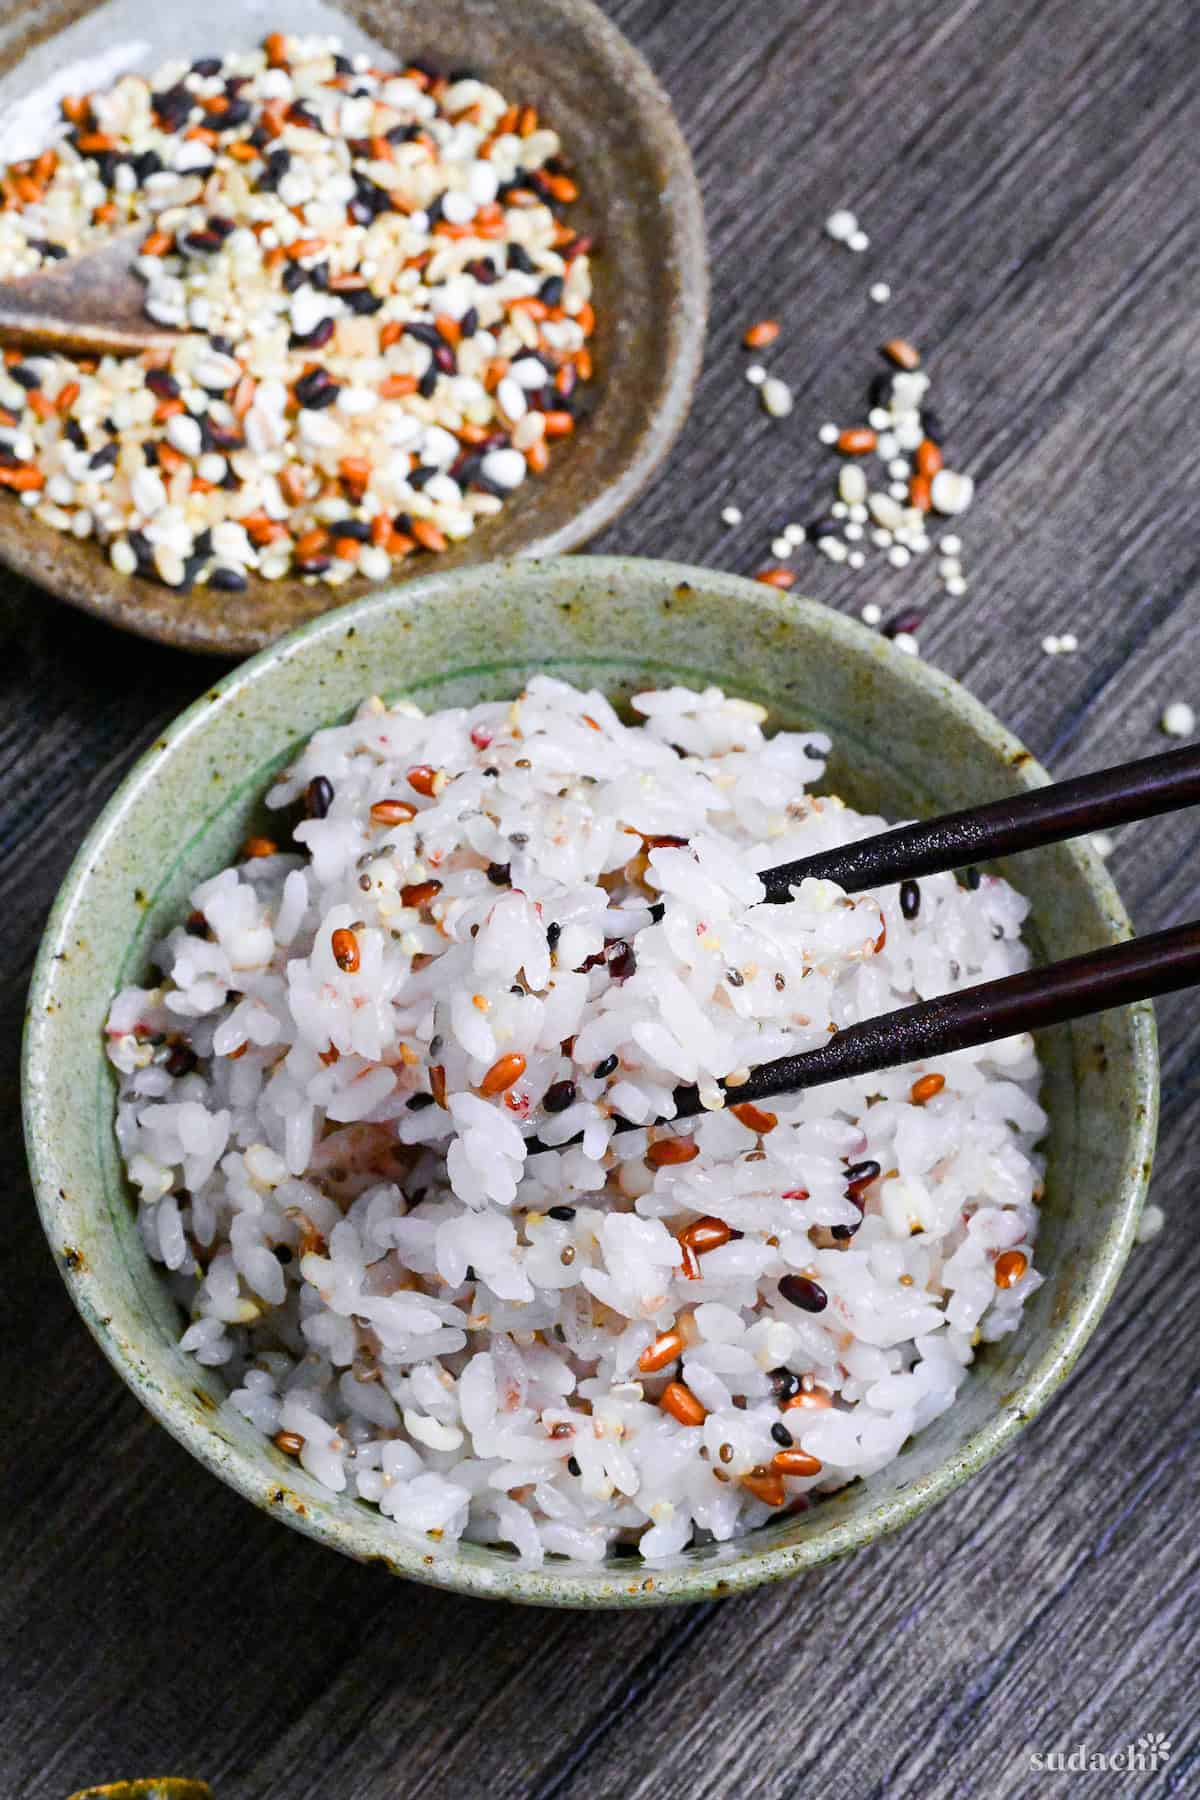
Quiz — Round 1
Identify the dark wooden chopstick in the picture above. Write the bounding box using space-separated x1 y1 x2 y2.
757 744 1200 903
525 921 1199 1152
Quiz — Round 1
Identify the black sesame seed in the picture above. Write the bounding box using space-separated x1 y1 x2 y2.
900 879 921 920
386 122 423 144
209 566 248 592
342 285 383 315
145 368 181 400
884 608 925 640
334 517 372 542
30 238 68 259
607 940 637 982
546 921 562 951
294 368 340 409
272 1243 293 1264
88 442 119 471
191 55 223 76
920 407 944 445
290 316 336 351
648 903 665 923
538 274 564 307
593 1053 619 1080
281 261 307 293
305 775 334 819
63 418 86 450
406 1092 435 1111
9 365 39 390
726 969 744 988
567 1456 581 1476
771 1421 794 1448
165 1043 197 1077
778 1274 828 1313
506 242 535 274
868 371 894 411
459 306 479 337
486 861 510 885
418 365 438 398
543 1080 576 1114
408 464 437 490
845 1159 881 1189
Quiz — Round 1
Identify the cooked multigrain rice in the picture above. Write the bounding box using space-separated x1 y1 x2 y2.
0 35 593 590
106 678 1045 1562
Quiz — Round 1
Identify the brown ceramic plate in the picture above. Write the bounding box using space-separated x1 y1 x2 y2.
0 0 707 655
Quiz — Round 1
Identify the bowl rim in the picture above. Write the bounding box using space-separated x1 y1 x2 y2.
0 0 709 657
23 556 1159 1606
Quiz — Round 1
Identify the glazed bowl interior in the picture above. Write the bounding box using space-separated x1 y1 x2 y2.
0 0 706 654
24 557 1157 1607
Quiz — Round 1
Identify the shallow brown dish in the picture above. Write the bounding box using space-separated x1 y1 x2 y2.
0 0 707 655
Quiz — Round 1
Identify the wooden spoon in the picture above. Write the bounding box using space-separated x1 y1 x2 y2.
0 228 176 357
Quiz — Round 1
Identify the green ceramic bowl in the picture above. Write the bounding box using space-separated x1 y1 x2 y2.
23 557 1157 1607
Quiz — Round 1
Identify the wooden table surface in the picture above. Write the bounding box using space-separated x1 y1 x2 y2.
4 1 1198 1795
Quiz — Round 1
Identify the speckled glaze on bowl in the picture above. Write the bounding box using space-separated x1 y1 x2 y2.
0 0 706 656
23 558 1157 1608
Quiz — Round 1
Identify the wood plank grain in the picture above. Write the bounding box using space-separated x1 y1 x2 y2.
1 0 1197 1794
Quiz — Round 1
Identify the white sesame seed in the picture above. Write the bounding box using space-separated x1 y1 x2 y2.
824 209 858 243
939 534 962 555
1042 636 1061 656
784 523 806 545
480 448 527 489
165 414 203 458
870 528 893 549
1059 633 1078 652
771 536 792 559
110 539 137 576
818 423 839 445
930 469 975 515
887 545 911 569
745 364 767 386
847 550 865 568
888 482 909 501
937 557 962 580
154 544 186 587
869 282 891 303
877 433 899 460
721 505 743 526
761 376 794 417
844 523 864 541
868 407 892 431
359 546 391 581
887 458 911 480
847 230 870 253
945 576 968 597
848 504 868 524
1091 832 1115 860
868 493 903 531
861 603 882 625
838 465 867 505
1161 701 1195 737
1136 1203 1164 1242
893 417 924 451
816 536 848 562
892 632 920 656
831 502 848 519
